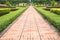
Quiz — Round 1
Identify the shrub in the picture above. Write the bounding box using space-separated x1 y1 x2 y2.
11 8 18 11
51 8 60 15
46 6 60 8
0 7 27 32
35 7 60 31
44 8 50 11
0 8 10 16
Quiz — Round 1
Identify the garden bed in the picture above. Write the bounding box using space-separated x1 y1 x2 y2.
43 8 50 11
0 7 27 32
43 8 60 15
0 8 11 16
35 7 60 31
0 8 19 16
46 6 60 8
50 8 60 15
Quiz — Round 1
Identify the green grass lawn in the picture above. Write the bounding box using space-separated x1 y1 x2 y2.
0 7 27 32
35 7 60 31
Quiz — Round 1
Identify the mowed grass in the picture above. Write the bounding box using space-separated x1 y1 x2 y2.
0 7 27 32
35 7 60 31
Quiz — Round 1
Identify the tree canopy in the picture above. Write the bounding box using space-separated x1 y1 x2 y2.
0 0 60 6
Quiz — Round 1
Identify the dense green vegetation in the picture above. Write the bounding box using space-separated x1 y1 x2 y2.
33 0 60 7
0 8 10 16
35 7 60 31
0 7 27 32
0 0 59 7
0 0 30 6
44 8 60 15
0 0 60 7
51 8 60 15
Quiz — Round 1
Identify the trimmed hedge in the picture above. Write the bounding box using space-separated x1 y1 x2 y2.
0 8 10 16
46 6 60 8
11 8 18 11
51 8 60 15
35 7 60 31
0 7 27 32
44 8 50 11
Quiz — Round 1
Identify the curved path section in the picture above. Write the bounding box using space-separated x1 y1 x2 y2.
0 6 60 40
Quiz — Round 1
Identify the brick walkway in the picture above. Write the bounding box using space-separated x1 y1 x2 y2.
0 6 60 40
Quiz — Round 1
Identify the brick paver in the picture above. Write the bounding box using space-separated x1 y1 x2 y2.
0 6 60 40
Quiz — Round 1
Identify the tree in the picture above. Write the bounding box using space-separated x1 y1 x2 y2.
50 0 56 6
5 1 10 6
0 0 6 4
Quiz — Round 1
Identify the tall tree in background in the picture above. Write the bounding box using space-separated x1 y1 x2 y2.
0 0 59 6
0 0 6 4
50 0 56 6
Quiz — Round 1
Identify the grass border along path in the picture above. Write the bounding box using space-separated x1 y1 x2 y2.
35 7 60 31
0 7 27 32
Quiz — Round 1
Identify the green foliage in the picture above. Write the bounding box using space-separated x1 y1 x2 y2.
50 0 56 6
0 8 10 16
5 1 10 6
46 6 60 8
0 0 6 4
51 8 60 15
0 0 59 6
0 7 27 32
33 0 60 6
0 0 30 6
35 7 60 31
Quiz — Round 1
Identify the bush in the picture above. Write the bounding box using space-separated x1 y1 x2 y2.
51 8 60 15
44 8 50 11
0 6 16 8
0 8 10 16
35 7 60 31
0 7 27 32
46 6 60 8
11 8 18 11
